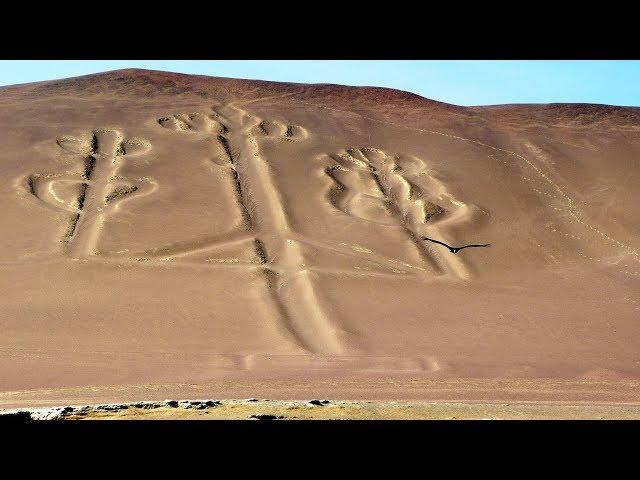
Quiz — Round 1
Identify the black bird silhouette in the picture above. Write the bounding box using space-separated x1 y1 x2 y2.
422 236 491 254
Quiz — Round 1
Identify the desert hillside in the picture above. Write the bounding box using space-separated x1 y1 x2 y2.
1 69 639 408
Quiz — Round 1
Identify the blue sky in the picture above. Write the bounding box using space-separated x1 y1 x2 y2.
1 61 639 107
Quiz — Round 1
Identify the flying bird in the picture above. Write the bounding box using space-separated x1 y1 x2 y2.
422 236 491 254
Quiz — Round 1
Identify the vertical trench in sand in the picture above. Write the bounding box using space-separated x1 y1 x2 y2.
358 147 469 281
367 167 447 276
225 130 346 354
64 132 122 258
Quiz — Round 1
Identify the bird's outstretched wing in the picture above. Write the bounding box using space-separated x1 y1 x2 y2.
422 236 455 250
457 243 491 250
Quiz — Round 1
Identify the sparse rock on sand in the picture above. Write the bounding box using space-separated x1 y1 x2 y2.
3 399 640 420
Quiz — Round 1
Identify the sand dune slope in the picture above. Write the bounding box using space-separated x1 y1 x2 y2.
1 70 639 409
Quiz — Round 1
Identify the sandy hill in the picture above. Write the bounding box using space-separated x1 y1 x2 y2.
1 69 638 408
